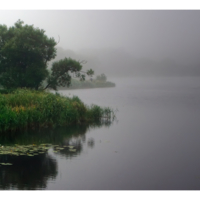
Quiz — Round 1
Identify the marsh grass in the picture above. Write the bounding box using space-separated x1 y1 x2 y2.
0 89 115 132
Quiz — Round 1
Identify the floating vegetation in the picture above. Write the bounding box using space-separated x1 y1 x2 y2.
0 163 13 165
0 144 50 156
0 144 77 158
69 149 76 152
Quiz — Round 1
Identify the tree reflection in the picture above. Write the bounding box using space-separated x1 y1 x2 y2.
87 138 95 148
0 119 114 189
0 153 57 190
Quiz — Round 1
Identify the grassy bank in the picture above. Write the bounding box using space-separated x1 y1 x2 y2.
58 79 115 90
0 89 115 132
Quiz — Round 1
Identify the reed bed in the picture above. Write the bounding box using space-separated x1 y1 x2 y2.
0 89 115 132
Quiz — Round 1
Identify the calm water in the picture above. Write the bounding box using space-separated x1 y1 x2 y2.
1 76 200 190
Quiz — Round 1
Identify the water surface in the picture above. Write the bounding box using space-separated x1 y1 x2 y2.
1 76 200 190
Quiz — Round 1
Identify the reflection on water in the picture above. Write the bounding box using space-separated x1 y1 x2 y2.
0 153 57 190
2 77 200 190
87 138 95 148
0 120 113 190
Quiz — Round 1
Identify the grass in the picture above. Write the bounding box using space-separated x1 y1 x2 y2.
0 88 115 133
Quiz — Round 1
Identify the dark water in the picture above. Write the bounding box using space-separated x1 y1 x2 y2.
1 76 200 190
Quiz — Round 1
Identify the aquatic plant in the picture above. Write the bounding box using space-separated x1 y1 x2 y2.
0 143 77 158
0 89 115 132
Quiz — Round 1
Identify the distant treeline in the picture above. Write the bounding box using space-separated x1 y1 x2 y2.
52 47 200 77
58 73 115 90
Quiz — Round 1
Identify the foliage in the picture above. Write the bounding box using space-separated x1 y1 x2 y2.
0 89 115 132
0 20 57 90
0 20 94 91
96 73 107 82
58 75 115 90
44 57 94 90
0 88 15 94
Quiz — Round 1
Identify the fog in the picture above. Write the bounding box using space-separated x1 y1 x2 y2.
1 10 200 77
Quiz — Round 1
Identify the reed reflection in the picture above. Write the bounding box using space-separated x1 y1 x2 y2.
0 119 113 189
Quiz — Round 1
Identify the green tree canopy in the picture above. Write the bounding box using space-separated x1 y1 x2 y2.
0 20 94 90
0 20 57 89
44 57 94 90
96 73 107 82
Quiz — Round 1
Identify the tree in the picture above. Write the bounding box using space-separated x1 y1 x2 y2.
44 57 94 90
0 20 57 89
0 20 94 90
96 73 107 82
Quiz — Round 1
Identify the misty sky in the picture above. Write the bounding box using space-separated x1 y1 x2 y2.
0 10 200 68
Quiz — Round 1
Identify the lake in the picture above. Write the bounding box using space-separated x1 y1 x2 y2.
1 76 200 190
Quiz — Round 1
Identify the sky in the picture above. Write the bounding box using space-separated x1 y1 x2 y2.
0 7 200 76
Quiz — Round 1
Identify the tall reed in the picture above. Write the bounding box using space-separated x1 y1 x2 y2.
0 89 115 132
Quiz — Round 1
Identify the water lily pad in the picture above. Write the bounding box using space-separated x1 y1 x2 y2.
0 162 12 165
41 144 51 146
69 149 76 152
0 144 53 156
